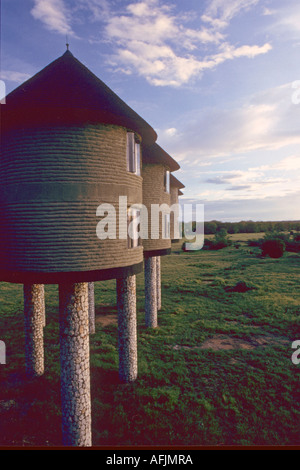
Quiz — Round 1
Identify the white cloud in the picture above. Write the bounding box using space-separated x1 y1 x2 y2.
159 82 300 163
31 0 74 35
204 0 260 26
262 2 300 40
198 165 298 201
252 155 300 172
97 0 272 87
0 70 32 84
76 0 110 22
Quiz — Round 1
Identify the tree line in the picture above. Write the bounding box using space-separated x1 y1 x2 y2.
201 220 300 235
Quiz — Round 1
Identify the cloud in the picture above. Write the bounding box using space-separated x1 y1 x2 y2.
158 80 300 207
31 0 74 35
272 4 300 34
184 191 300 222
193 160 299 204
204 0 260 27
0 70 32 84
251 155 300 172
227 185 252 191
76 0 110 22
159 82 300 163
92 0 272 87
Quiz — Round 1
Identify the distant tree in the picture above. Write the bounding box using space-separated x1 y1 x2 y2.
204 222 217 234
229 224 240 234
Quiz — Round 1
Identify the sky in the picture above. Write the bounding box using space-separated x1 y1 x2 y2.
1 0 300 222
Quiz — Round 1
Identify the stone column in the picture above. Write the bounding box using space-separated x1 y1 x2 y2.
88 282 95 335
156 256 162 311
23 284 45 378
41 285 46 328
59 282 92 447
144 256 157 328
117 275 138 383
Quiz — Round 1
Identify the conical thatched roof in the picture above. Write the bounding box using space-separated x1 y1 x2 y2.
2 50 157 144
142 143 180 172
170 173 185 189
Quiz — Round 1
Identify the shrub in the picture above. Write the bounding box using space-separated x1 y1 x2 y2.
294 233 300 242
225 281 257 293
203 230 232 251
285 241 300 253
261 238 286 258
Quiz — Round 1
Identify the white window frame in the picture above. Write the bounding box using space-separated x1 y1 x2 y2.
163 213 170 239
164 170 170 194
127 132 141 176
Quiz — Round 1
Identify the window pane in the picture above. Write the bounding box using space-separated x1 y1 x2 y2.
135 142 141 176
164 170 170 193
127 133 136 173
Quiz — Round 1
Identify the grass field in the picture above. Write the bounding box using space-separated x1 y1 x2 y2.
0 237 299 446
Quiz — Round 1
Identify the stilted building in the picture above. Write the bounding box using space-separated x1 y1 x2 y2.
142 143 180 322
0 49 164 446
170 173 185 243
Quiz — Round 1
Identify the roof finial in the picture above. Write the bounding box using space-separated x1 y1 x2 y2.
66 35 70 51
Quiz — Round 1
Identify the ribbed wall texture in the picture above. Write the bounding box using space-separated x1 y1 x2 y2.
142 164 171 253
0 124 143 279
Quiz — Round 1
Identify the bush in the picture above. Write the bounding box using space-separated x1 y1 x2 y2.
285 241 300 253
261 238 286 258
203 230 232 251
225 281 257 293
250 232 300 254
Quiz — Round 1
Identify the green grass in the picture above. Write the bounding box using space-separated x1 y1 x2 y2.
0 242 299 446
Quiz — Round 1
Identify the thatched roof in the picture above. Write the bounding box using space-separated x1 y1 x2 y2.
170 173 185 188
3 50 157 145
142 143 180 172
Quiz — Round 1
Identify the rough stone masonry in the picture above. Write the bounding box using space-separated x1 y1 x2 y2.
59 282 92 447
145 257 158 328
117 275 138 383
23 284 45 377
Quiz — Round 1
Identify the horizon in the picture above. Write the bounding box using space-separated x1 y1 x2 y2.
1 0 300 222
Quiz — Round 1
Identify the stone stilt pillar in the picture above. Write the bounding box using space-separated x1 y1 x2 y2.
88 282 95 335
41 285 46 328
23 284 45 377
116 275 138 383
156 256 162 311
145 256 157 328
59 282 92 447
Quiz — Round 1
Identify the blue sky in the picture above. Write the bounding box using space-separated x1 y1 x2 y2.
1 0 300 222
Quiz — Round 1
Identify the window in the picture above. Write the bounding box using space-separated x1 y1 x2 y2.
163 213 170 239
127 132 141 176
127 207 142 249
164 170 170 193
